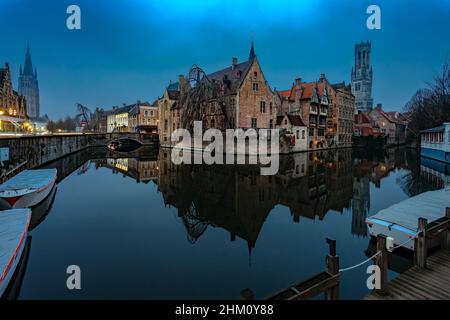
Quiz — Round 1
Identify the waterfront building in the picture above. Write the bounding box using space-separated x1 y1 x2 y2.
351 41 373 113
172 41 276 135
353 112 381 137
18 45 40 118
0 63 28 132
199 41 277 131
106 104 134 133
277 75 335 150
385 111 408 145
97 109 111 133
420 123 450 163
331 82 355 147
275 113 307 152
128 101 158 133
369 104 397 146
157 78 182 146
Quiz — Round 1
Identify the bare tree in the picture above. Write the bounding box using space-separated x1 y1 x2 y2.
404 60 450 138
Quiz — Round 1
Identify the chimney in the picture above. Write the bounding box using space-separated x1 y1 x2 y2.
319 73 326 82
178 74 185 95
231 57 238 70
375 103 382 111
295 78 302 90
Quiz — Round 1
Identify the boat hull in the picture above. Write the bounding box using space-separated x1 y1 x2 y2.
0 210 31 299
0 177 56 210
367 217 443 251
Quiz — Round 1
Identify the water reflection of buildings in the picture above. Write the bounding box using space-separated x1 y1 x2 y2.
96 157 159 184
351 148 411 237
155 149 355 250
92 147 441 250
420 157 450 189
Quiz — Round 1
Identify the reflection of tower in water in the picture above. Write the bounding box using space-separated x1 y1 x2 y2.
351 176 370 237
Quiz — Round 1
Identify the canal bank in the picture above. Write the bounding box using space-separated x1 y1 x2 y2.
0 133 158 182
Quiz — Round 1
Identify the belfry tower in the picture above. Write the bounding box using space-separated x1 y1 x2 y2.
351 41 373 113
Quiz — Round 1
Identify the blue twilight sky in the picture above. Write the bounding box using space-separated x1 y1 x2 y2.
0 0 449 119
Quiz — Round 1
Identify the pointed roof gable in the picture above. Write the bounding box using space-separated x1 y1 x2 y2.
276 114 306 127
249 40 256 61
23 45 34 76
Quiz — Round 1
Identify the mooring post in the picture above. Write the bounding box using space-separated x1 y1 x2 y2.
414 217 428 269
325 237 339 300
375 234 388 296
443 208 450 250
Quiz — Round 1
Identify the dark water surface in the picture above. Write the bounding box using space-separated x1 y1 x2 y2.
13 147 447 299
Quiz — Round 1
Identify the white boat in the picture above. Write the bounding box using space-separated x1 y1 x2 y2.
0 169 57 209
0 208 31 298
366 187 450 251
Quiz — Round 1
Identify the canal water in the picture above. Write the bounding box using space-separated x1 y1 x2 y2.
12 147 447 299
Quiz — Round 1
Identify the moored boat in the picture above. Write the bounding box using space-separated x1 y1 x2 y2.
0 169 57 209
0 208 31 298
29 185 57 231
366 188 450 251
106 138 142 152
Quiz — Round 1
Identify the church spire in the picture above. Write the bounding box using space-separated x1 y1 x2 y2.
23 44 34 76
248 40 256 61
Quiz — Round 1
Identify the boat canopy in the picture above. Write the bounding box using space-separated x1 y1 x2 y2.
370 187 450 231
0 169 57 193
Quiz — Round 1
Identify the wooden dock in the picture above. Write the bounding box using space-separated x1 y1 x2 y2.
365 249 450 300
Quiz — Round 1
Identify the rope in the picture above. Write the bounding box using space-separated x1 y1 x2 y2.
391 233 419 251
339 251 381 273
338 232 421 273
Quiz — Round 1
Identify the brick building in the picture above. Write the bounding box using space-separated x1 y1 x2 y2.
369 104 397 146
157 78 183 146
180 41 277 132
331 82 355 147
128 101 158 133
276 75 335 150
0 63 28 132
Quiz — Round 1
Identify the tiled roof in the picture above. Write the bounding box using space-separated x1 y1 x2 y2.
129 102 153 116
277 89 292 99
279 81 327 101
167 82 179 91
355 112 373 125
206 60 252 92
276 114 306 127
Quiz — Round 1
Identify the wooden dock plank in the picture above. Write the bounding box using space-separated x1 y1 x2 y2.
365 249 450 300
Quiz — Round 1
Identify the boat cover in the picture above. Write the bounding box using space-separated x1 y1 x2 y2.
0 209 31 284
0 169 57 194
370 187 450 231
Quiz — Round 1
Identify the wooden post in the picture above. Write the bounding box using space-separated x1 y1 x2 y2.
325 237 339 300
375 234 388 296
443 208 450 250
414 218 428 269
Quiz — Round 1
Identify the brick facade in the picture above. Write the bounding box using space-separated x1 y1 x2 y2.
0 63 28 131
